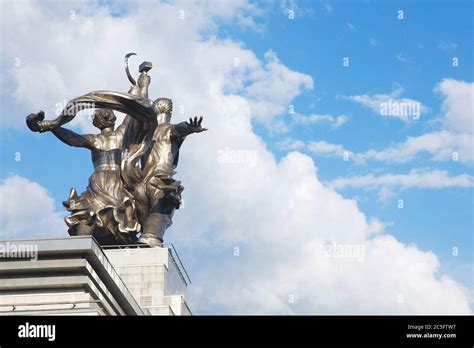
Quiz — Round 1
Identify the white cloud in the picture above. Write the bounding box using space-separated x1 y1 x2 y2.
329 169 474 190
271 112 348 137
328 167 473 213
396 53 410 64
309 79 474 165
365 131 472 164
435 78 473 134
438 41 458 51
279 0 314 17
323 3 333 14
343 84 427 122
1 0 471 314
278 137 305 150
0 176 64 240
293 113 348 129
333 115 348 128
377 186 395 203
307 130 472 165
270 119 291 134
367 217 391 235
307 140 352 159
244 50 314 123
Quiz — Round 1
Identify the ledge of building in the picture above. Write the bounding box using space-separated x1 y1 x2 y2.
0 236 190 316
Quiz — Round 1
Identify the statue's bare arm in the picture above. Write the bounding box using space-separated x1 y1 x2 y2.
172 116 207 139
51 127 96 150
115 114 132 136
26 111 95 149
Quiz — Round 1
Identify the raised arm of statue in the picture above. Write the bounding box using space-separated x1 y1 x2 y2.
172 116 208 139
115 114 132 136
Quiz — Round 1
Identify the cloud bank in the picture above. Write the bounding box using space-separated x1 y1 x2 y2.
0 175 64 240
307 80 474 165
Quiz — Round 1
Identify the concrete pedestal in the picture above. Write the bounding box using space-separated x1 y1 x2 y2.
104 245 191 315
0 236 191 316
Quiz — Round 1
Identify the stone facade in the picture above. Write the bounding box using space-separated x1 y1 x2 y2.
0 236 191 316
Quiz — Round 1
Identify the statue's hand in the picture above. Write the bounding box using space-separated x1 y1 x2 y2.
26 111 45 132
186 116 208 133
37 120 57 132
26 111 58 133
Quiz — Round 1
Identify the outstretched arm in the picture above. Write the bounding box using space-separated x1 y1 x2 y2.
26 111 95 149
172 116 208 139
50 127 95 150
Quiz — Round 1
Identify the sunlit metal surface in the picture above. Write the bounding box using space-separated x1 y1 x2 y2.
25 54 207 246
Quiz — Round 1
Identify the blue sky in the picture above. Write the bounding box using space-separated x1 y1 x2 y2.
251 0 474 282
0 0 472 313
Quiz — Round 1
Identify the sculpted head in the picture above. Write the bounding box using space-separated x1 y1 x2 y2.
154 98 173 124
93 109 116 130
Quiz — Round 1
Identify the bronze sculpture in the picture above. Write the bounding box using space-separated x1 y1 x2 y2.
26 54 207 246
